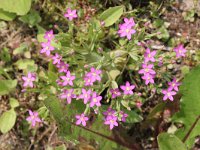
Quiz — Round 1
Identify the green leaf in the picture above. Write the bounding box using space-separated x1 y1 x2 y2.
124 110 143 123
44 96 71 136
19 10 41 27
0 8 16 21
0 80 17 95
15 59 37 72
99 6 124 27
0 109 17 133
157 26 169 41
172 65 200 148
158 133 187 150
13 43 28 55
0 0 32 15
109 70 120 80
9 98 19 108
0 47 11 62
54 144 66 150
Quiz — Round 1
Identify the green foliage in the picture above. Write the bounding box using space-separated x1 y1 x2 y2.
0 8 16 21
0 0 31 15
0 80 17 95
172 65 200 148
0 109 17 133
158 133 187 150
99 6 124 27
15 59 38 72
19 10 41 27
9 98 19 108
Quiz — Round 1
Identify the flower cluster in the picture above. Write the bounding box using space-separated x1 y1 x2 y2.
162 78 180 101
103 108 128 130
139 48 157 85
118 18 136 40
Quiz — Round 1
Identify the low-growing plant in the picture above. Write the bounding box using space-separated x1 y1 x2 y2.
1 2 200 149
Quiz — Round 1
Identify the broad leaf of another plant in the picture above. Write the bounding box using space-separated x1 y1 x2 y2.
172 65 200 148
158 133 187 150
99 6 124 27
0 8 16 21
0 109 17 133
0 0 31 15
0 80 17 95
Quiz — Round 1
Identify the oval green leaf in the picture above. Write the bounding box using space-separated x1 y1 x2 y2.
99 6 124 27
0 109 17 133
158 133 187 150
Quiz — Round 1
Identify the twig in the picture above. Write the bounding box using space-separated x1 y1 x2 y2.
182 115 200 143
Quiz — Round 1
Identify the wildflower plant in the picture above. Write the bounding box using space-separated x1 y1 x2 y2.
20 4 193 149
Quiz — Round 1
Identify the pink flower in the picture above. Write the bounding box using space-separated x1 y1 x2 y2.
26 110 42 127
118 111 128 122
60 71 75 86
56 61 69 73
84 77 94 86
40 42 55 56
118 24 136 40
144 48 156 63
110 88 121 99
90 92 102 107
142 73 155 85
136 101 142 108
64 8 78 21
168 78 181 91
75 113 89 126
52 53 62 64
174 44 187 58
120 81 135 95
44 30 54 41
138 64 156 75
103 108 116 117
162 89 177 101
123 17 135 27
86 67 102 82
60 89 76 104
78 89 92 104
104 116 118 130
22 72 36 88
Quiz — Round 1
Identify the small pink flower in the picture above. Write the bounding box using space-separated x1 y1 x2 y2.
60 89 76 104
124 17 135 27
84 77 94 86
64 8 78 21
144 48 156 63
90 92 102 107
44 30 54 41
75 113 89 126
26 110 42 127
142 73 155 85
118 24 136 40
110 88 121 99
168 78 181 91
136 101 142 108
60 71 75 86
138 64 156 75
40 42 55 56
86 67 102 82
104 116 118 130
162 89 177 101
103 108 116 117
56 61 69 73
118 111 128 122
174 44 187 58
120 81 135 95
78 89 92 104
22 72 36 88
52 53 62 64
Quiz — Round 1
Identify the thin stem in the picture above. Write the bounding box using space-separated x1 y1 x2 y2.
182 115 200 143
